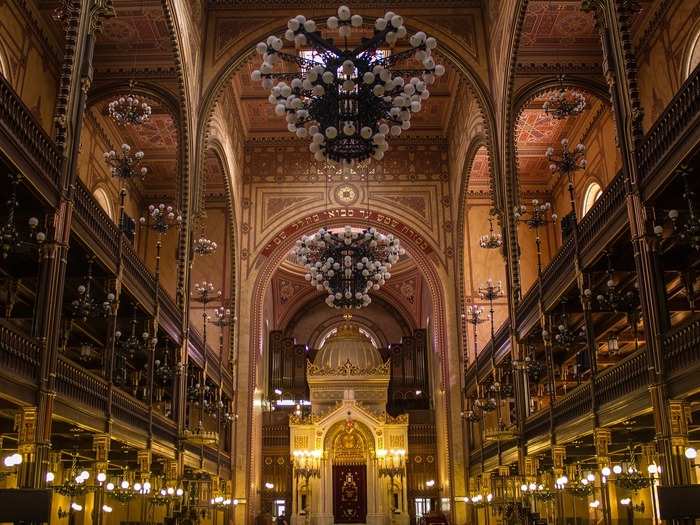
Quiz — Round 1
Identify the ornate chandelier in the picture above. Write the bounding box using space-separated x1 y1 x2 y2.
252 6 445 164
193 236 218 256
295 226 403 309
108 81 152 126
543 76 586 120
479 218 503 249
103 143 147 180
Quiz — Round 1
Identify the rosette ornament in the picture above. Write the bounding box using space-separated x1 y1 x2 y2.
251 6 445 164
295 226 404 309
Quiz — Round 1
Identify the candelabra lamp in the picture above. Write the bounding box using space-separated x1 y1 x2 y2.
514 199 558 277
653 167 700 251
551 301 585 350
71 257 115 321
480 211 503 250
191 281 222 419
0 173 46 259
104 143 147 181
465 303 488 366
292 450 322 481
140 203 183 281
609 447 652 492
547 139 587 222
114 311 155 397
376 448 406 480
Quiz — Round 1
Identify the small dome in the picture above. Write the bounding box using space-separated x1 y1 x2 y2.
314 324 383 370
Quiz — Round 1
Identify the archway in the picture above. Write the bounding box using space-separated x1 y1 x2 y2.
243 212 458 523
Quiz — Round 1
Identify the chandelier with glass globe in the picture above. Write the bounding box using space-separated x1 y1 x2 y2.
108 81 152 126
251 6 445 164
295 226 403 309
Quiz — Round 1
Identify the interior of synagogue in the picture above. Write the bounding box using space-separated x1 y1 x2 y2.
0 0 698 524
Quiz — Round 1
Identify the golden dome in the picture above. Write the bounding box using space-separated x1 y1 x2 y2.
314 324 383 371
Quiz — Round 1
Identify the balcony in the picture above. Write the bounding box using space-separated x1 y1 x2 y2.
638 65 700 197
0 75 62 206
73 178 183 342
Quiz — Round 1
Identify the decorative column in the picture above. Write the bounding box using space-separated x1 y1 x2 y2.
582 0 675 485
666 400 692 485
92 434 110 525
552 445 566 522
29 0 114 491
594 428 612 525
15 407 38 488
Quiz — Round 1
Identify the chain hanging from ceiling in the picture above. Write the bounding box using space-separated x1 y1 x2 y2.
251 5 445 164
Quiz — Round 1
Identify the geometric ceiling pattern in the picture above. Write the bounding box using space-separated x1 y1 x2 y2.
515 93 598 189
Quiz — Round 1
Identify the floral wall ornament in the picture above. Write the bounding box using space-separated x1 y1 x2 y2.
295 225 403 309
251 6 445 164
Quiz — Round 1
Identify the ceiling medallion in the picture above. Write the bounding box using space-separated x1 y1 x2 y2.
251 6 445 165
108 81 152 126
335 184 359 205
295 226 404 309
542 76 586 120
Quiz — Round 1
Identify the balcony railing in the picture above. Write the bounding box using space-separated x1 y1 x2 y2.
112 388 150 431
524 408 550 441
577 170 627 258
638 65 700 183
663 317 700 375
0 75 62 189
553 383 592 426
121 236 157 303
74 179 121 266
55 356 109 413
0 323 41 382
593 349 648 406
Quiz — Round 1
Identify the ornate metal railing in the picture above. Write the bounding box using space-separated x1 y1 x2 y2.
663 317 700 375
0 75 62 187
188 327 205 366
638 65 700 182
152 412 178 443
577 171 627 255
524 408 550 441
594 349 648 406
74 179 121 264
553 383 592 425
55 356 108 412
112 388 150 431
121 236 157 301
159 289 182 344
0 323 41 382
540 236 575 301
516 284 540 333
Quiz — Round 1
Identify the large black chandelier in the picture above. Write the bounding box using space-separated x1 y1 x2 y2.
252 6 445 164
295 226 403 309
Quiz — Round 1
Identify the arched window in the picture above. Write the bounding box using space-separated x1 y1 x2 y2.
686 29 700 79
93 187 114 220
582 182 602 216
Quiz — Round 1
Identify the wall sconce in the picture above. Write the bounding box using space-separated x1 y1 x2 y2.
685 447 697 460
